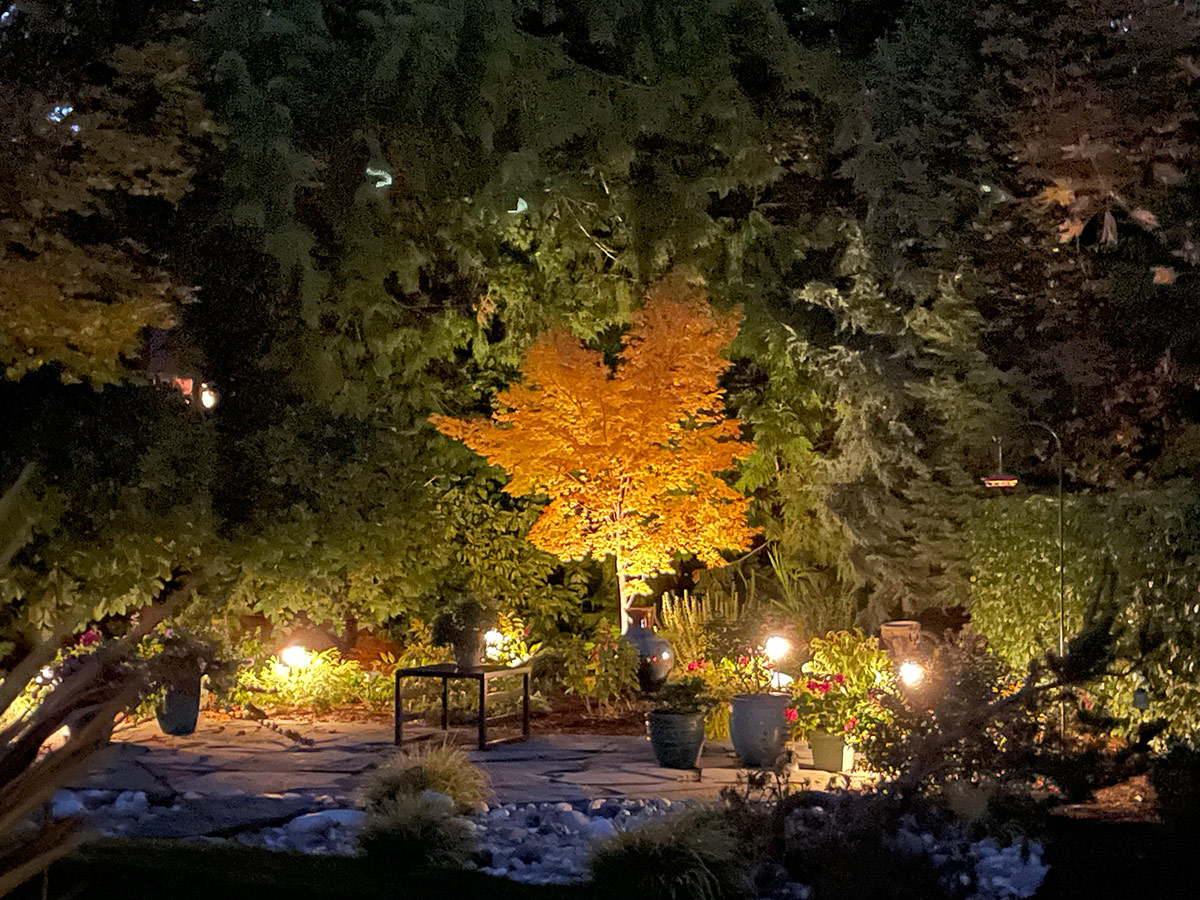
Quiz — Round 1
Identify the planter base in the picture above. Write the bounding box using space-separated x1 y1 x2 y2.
807 730 856 772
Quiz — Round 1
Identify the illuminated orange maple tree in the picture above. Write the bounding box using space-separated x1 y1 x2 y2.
432 272 758 631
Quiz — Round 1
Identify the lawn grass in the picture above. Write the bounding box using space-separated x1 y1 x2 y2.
11 838 591 900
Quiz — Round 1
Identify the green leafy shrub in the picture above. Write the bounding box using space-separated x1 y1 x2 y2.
357 793 477 869
232 649 398 712
1149 743 1200 829
863 621 1161 804
969 488 1200 738
589 808 753 900
553 622 640 714
359 741 490 814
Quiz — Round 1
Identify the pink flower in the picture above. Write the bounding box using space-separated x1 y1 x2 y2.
79 628 100 647
843 717 858 732
806 680 821 692
817 681 832 695
687 659 707 672
784 707 799 723
738 656 750 667
833 673 846 685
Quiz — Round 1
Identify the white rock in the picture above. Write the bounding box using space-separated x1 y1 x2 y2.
51 790 85 818
286 809 366 836
588 818 617 840
182 791 204 800
420 790 455 810
113 791 149 813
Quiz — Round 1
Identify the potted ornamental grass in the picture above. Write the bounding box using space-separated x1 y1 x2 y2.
788 630 896 772
645 676 716 769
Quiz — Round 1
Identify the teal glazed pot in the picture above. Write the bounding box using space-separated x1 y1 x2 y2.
646 710 706 769
623 622 675 693
729 692 793 767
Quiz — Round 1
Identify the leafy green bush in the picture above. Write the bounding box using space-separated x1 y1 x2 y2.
589 808 753 900
359 741 490 814
969 487 1200 738
357 793 477 869
552 622 640 714
232 649 397 712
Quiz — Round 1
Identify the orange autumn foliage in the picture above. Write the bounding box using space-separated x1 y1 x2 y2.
431 273 758 625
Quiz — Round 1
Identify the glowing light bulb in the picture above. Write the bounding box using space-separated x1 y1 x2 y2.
764 635 791 662
280 645 311 668
899 661 926 687
484 630 503 647
199 384 218 409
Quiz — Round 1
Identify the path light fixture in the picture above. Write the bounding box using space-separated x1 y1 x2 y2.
764 635 794 689
898 660 926 688
280 644 312 668
982 423 1066 744
764 635 791 662
199 383 219 409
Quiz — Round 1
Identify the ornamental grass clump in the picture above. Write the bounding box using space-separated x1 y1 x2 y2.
359 741 490 814
357 792 477 870
589 808 753 900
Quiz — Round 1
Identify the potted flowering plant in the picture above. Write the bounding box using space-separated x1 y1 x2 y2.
646 676 717 769
714 641 794 768
788 630 897 772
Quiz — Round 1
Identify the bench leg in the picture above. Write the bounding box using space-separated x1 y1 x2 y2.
478 677 487 750
522 672 530 739
394 672 403 746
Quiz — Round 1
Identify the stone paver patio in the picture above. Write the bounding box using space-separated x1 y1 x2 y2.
60 715 872 839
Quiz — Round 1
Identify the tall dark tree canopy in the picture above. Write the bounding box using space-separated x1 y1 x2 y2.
3 0 1200 648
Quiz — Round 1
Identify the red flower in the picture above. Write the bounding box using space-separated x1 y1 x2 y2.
843 717 858 732
79 628 100 647
737 656 750 667
687 659 707 672
806 680 821 692
784 707 799 723
817 681 832 694
833 673 846 685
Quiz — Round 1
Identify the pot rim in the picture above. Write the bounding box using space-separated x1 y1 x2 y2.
731 691 792 701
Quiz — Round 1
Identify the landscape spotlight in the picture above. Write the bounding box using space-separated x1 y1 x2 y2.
898 660 926 687
764 635 791 662
199 383 219 409
280 645 311 668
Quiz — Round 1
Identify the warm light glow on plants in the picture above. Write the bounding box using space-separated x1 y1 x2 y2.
280 645 312 668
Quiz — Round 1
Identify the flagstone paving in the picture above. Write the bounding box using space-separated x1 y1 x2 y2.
61 716 873 838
